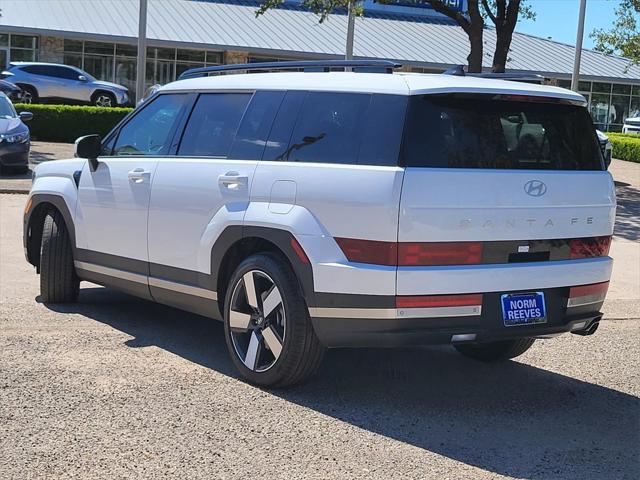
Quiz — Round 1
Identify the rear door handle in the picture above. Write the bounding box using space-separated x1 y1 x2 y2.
128 168 150 184
218 172 248 189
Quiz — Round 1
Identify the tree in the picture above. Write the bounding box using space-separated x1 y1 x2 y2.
590 0 640 65
256 0 534 73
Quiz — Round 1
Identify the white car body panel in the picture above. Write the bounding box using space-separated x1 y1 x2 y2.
76 158 158 262
148 158 258 273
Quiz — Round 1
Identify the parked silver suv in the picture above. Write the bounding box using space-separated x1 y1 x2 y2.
1 62 129 107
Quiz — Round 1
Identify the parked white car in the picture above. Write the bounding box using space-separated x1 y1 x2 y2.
23 61 615 386
622 117 640 134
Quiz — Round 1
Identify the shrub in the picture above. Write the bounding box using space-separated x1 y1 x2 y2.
608 133 640 163
14 103 133 143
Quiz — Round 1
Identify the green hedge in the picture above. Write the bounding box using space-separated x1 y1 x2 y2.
608 133 640 163
14 103 133 143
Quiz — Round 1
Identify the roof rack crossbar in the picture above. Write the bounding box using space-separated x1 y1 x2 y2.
178 60 402 80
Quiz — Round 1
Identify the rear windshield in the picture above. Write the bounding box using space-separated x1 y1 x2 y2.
403 95 603 170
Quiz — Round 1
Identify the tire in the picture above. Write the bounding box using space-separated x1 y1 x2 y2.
92 92 116 107
39 209 79 304
223 253 324 387
454 338 535 362
18 85 37 104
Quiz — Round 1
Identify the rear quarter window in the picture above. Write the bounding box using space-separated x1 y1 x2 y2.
403 95 603 171
263 91 406 166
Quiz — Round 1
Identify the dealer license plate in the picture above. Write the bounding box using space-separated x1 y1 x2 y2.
501 292 547 327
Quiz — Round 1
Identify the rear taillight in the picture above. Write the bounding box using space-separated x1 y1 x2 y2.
570 236 612 259
398 242 483 266
568 281 609 307
396 293 483 309
334 238 397 266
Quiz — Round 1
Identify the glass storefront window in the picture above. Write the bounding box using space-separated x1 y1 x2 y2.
610 95 630 125
613 84 632 95
590 93 611 130
0 34 8 47
10 48 36 62
592 82 612 94
116 44 137 57
10 35 37 49
630 98 640 119
63 53 82 68
115 57 136 96
85 41 114 55
578 81 591 92
177 49 205 62
64 39 83 53
83 54 114 81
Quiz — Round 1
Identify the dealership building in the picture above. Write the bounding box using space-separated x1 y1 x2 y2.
1 0 639 131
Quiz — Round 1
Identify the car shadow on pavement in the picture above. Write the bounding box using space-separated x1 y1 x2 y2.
614 181 640 241
45 287 639 480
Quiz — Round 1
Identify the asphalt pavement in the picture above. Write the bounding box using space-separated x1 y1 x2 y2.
0 154 639 479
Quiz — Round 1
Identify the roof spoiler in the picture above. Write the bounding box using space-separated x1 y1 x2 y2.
443 65 547 84
178 60 402 80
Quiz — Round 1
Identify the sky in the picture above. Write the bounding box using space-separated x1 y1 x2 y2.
515 0 619 50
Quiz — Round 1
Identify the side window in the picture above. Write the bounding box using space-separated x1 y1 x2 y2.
113 94 187 156
228 90 285 160
285 92 371 164
358 94 407 166
52 66 81 80
178 93 252 157
262 90 305 162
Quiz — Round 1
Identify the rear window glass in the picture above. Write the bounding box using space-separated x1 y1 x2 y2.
403 95 603 170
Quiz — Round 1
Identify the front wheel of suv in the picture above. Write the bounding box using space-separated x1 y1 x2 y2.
454 338 536 362
39 209 79 304
223 253 324 387
92 92 116 107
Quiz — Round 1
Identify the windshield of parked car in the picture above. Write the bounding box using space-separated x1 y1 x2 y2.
403 95 604 170
0 96 17 119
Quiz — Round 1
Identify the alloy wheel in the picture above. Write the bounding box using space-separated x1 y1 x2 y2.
95 95 113 107
228 270 285 372
20 91 32 104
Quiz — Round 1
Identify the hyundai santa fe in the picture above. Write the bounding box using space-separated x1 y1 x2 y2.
23 60 615 387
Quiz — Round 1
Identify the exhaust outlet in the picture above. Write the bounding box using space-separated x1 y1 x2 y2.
571 317 601 336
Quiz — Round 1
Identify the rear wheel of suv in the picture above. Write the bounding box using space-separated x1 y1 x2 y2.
454 338 536 362
92 92 116 107
39 209 79 304
223 253 324 387
18 85 37 104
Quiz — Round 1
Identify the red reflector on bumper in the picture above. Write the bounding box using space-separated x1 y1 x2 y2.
569 281 609 298
396 293 483 309
334 238 397 266
398 242 483 266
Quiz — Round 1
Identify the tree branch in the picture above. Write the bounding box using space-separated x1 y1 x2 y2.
481 0 497 25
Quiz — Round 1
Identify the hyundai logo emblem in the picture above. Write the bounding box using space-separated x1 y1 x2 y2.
524 180 547 197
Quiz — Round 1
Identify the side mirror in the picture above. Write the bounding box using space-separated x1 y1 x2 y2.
78 75 88 82
19 111 33 122
75 134 102 171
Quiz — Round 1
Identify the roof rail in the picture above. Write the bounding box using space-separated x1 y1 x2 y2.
178 60 402 80
443 65 547 84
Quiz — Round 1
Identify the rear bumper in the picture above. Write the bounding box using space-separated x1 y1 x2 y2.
310 286 604 347
0 141 29 166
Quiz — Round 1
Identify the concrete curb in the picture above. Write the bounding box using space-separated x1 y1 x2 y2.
0 187 29 194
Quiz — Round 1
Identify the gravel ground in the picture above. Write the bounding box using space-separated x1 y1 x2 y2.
1 187 639 478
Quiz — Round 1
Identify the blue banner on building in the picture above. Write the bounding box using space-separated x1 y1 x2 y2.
373 0 465 11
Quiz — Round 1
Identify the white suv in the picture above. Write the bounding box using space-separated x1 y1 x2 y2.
23 61 615 387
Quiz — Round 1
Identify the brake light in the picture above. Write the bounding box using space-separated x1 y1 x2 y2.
396 293 483 309
570 236 611 259
398 242 483 266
